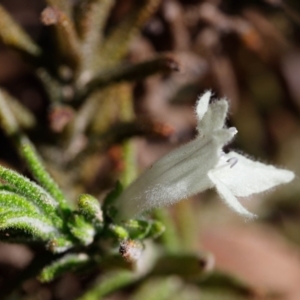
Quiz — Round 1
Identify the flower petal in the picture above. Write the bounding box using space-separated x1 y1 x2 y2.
197 99 228 134
212 151 295 197
114 137 217 221
208 170 257 219
196 91 211 121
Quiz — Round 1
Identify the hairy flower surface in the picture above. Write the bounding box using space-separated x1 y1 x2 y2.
114 92 295 221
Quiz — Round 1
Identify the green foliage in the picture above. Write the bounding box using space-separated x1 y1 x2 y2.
0 163 67 250
68 214 96 246
39 253 91 282
0 144 163 251
0 210 57 243
123 219 165 240
77 194 103 225
21 143 69 210
78 271 137 300
103 181 124 219
149 253 207 279
0 138 167 297
0 190 40 214
129 277 182 300
0 165 61 222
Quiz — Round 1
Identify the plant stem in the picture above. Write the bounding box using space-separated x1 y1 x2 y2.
78 270 136 300
153 209 181 253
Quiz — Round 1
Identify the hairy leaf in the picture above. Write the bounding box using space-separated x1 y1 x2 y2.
68 214 96 246
0 165 63 227
77 194 103 226
0 191 40 214
39 253 90 282
0 210 58 243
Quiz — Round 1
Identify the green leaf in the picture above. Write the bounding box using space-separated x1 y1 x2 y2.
103 181 123 219
150 253 208 279
0 191 40 214
46 235 75 253
77 194 103 227
145 220 165 239
78 270 136 300
108 224 129 240
103 181 123 207
21 143 70 211
198 271 255 297
123 219 152 239
39 253 90 282
123 219 165 240
129 277 181 300
0 184 20 194
153 209 180 253
0 165 63 227
0 210 58 243
68 214 96 246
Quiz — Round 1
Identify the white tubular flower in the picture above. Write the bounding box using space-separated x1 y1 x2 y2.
113 91 295 221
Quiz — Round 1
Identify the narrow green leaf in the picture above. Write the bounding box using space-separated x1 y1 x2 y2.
47 236 75 253
78 271 136 300
153 209 180 253
129 277 181 300
0 211 58 243
145 220 165 239
103 181 123 219
39 253 90 282
77 194 103 227
108 224 129 240
0 165 62 227
0 183 25 194
150 253 208 279
123 219 165 240
68 214 95 246
198 271 255 297
0 191 40 214
123 219 152 239
21 143 70 211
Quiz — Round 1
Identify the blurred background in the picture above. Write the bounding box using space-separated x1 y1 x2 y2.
0 0 300 299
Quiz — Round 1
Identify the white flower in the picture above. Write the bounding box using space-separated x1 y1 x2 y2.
113 92 295 221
